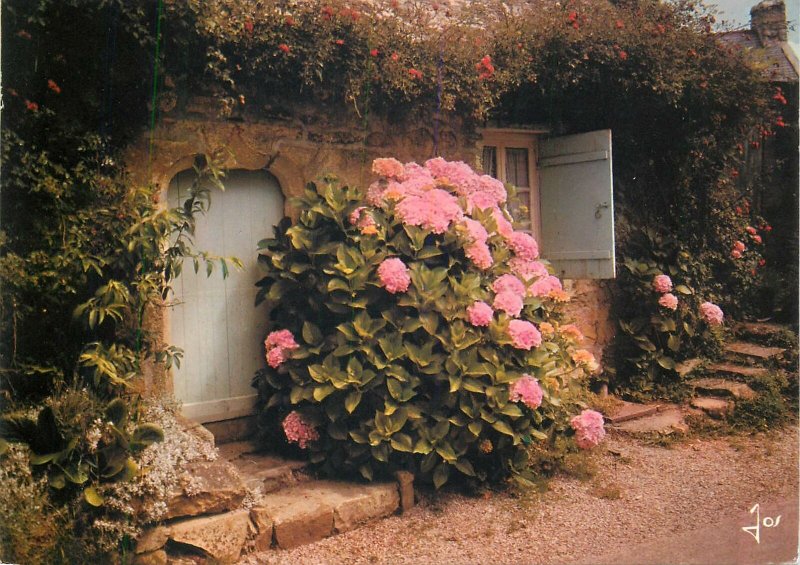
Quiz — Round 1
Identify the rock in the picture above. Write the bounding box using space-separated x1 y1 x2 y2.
707 363 768 379
675 358 703 377
612 406 688 435
168 509 250 563
395 470 415 512
690 377 757 400
331 483 399 533
734 321 789 339
606 401 661 424
165 460 247 520
133 550 167 565
250 507 275 552
725 342 785 360
690 397 734 419
232 453 308 495
136 526 170 554
262 489 334 549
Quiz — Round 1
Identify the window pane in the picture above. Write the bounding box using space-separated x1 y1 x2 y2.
505 148 529 188
509 188 531 228
481 146 497 177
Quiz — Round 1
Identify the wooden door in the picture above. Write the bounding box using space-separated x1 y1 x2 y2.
168 169 284 423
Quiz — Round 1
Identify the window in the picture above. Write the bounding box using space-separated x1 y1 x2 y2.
478 128 541 238
479 128 616 280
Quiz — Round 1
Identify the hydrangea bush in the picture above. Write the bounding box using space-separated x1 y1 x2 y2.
253 158 603 488
611 228 727 399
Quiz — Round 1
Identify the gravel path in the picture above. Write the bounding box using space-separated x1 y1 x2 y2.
242 426 799 565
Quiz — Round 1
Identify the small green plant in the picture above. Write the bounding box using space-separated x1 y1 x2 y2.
0 390 163 506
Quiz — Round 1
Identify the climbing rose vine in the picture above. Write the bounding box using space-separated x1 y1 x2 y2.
254 158 602 488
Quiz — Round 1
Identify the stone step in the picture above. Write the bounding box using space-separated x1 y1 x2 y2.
610 405 688 435
675 358 703 377
734 321 794 339
724 341 785 361
605 400 662 424
690 396 734 419
707 362 769 379
135 477 407 563
218 441 311 494
689 377 757 400
255 479 401 550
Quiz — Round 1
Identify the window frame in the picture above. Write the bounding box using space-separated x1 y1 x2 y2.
477 128 546 242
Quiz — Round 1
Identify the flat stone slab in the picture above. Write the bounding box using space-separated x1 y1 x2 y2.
168 509 250 563
230 453 309 494
606 401 662 424
690 397 734 419
725 341 785 360
165 460 247 520
735 321 791 338
690 377 757 400
258 480 400 549
675 358 703 377
707 363 768 379
611 406 688 435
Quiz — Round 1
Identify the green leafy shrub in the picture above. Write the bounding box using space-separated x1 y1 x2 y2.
254 158 603 488
609 227 727 399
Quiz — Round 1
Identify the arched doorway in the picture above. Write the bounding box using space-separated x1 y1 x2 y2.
167 169 284 423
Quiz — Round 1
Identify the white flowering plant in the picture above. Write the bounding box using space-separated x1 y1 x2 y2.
254 158 604 488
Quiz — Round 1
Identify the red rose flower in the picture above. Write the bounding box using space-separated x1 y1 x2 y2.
25 100 38 112
408 68 423 80
370 48 379 57
244 20 254 35
47 79 61 94
278 43 291 54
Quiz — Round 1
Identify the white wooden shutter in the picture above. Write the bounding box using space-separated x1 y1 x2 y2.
538 129 615 279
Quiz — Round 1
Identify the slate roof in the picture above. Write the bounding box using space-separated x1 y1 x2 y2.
718 29 799 83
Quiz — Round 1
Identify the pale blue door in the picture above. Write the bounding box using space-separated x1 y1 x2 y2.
168 169 284 423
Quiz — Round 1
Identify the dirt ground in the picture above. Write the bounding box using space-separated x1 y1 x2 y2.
241 425 799 565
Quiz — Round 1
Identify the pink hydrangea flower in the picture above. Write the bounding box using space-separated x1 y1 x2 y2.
491 208 514 239
507 320 542 350
571 349 600 372
395 189 463 234
509 231 540 260
461 218 489 245
267 346 287 368
377 257 411 294
349 206 377 231
265 329 300 351
467 301 494 326
539 322 555 337
264 329 300 368
509 374 543 409
476 175 507 205
372 157 405 179
559 324 584 342
492 274 526 297
282 411 319 449
509 258 549 282
529 275 562 297
465 241 493 270
466 190 501 213
570 409 605 449
424 158 479 194
652 274 672 293
658 293 679 310
700 301 724 325
493 290 524 317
